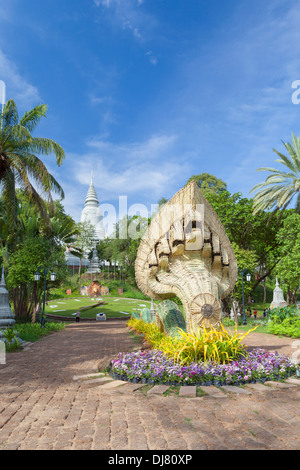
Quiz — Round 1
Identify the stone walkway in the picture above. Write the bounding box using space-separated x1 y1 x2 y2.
0 321 300 450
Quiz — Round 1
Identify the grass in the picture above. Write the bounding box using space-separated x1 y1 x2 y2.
6 322 66 344
45 295 153 319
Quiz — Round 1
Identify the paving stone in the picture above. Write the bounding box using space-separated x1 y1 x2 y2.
220 385 251 395
265 381 297 389
80 376 113 387
245 383 269 392
202 385 227 398
147 385 170 395
1 320 300 451
284 378 300 386
179 386 197 397
120 383 146 393
73 372 105 381
97 380 127 389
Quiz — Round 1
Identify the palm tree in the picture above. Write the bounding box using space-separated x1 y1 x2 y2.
0 99 65 232
250 133 300 214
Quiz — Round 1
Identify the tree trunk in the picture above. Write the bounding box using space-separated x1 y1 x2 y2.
78 258 82 278
263 278 267 303
287 287 292 305
12 283 40 320
250 260 280 294
232 300 239 325
222 297 230 316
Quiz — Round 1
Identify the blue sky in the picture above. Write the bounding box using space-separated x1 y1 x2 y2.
1 0 300 222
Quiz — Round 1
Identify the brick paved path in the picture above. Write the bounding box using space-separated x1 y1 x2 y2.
0 321 300 450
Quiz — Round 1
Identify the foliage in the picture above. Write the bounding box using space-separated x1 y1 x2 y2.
16 321 65 343
268 305 300 322
70 220 96 276
186 173 227 195
7 236 68 319
267 317 300 338
0 99 65 234
0 326 19 351
266 305 300 338
97 215 149 285
127 317 257 365
111 348 296 385
274 212 300 303
205 190 283 254
230 242 258 303
205 189 284 305
251 133 300 214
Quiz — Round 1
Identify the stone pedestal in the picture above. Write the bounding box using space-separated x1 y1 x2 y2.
86 248 100 274
0 267 15 338
270 278 287 309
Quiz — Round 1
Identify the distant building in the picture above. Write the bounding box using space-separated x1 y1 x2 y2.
65 249 89 274
80 172 105 242
65 173 105 274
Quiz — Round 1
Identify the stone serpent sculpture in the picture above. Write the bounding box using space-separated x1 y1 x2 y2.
134 181 238 335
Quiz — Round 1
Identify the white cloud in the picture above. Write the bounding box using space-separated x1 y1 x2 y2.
93 0 157 44
62 132 190 221
0 49 41 109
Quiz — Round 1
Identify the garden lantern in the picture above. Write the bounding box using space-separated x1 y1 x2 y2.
34 267 57 327
238 268 251 326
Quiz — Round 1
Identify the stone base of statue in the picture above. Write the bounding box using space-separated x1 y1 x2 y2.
0 267 15 339
270 278 287 309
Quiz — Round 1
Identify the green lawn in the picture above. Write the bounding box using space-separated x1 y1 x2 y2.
45 296 153 319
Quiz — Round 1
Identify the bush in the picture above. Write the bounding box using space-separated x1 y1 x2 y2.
16 322 65 343
267 305 300 338
268 305 300 322
267 317 300 338
127 318 257 365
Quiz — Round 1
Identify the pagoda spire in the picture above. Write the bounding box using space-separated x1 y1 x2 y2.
84 172 99 207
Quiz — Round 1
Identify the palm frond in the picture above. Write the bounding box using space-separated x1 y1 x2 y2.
19 104 48 133
28 137 65 166
273 148 298 174
2 99 19 128
0 168 18 232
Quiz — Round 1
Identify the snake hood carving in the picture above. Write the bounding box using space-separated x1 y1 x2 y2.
135 180 238 332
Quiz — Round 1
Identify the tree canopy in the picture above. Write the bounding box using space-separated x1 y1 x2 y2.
0 99 65 233
251 133 300 214
186 172 227 195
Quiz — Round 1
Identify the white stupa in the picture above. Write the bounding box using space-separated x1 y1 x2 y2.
80 172 105 241
270 278 287 309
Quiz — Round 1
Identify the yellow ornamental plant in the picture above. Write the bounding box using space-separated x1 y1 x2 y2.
127 318 258 365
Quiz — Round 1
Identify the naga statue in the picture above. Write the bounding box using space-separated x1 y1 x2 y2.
135 181 237 334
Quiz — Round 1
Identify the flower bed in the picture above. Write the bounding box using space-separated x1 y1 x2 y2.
110 349 297 386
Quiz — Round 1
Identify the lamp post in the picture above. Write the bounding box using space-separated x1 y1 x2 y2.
34 268 56 327
238 268 251 325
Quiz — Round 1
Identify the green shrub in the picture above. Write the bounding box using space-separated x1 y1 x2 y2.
16 322 65 343
267 316 300 338
0 327 19 351
268 305 300 322
127 318 256 365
